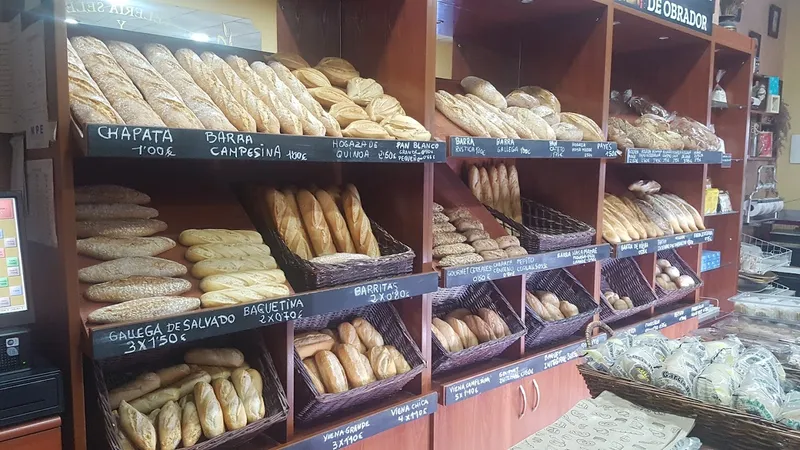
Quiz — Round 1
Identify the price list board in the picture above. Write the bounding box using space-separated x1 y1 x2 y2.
448 137 617 158
84 125 446 163
0 198 27 316
624 148 724 165
90 272 439 359
612 230 714 258
619 301 712 336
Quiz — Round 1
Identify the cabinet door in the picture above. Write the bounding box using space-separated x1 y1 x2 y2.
348 416 430 450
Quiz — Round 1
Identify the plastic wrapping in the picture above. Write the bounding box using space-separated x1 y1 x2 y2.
670 116 723 151
584 334 634 372
671 437 703 450
695 363 740 406
734 346 786 384
733 365 784 421
781 391 800 429
654 348 704 396
624 89 672 119
611 346 663 383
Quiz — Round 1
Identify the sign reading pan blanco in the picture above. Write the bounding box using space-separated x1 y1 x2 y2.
615 0 714 35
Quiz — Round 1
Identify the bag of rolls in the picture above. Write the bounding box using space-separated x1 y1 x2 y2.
292 302 424 424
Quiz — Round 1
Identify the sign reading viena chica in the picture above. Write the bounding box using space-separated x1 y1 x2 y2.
615 0 715 35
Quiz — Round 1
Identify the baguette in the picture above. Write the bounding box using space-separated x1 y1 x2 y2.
660 194 700 231
157 401 182 450
156 364 191 386
69 36 164 127
191 257 278 278
282 188 315 254
212 378 247 431
75 204 158 221
247 369 263 395
315 190 357 253
603 213 631 242
75 185 150 205
462 94 518 138
109 372 161 409
188 365 230 381
231 368 265 423
455 94 506 138
143 44 235 131
87 296 201 324
264 188 313 260
181 400 202 447
173 48 257 132
168 370 212 397
200 51 283 133
119 400 157 450
468 165 482 203
634 199 673 235
178 229 262 246
297 189 337 256
334 344 372 388
603 204 640 240
605 199 646 239
315 350 349 393
199 270 286 292
478 166 494 208
78 236 177 260
112 411 137 450
294 332 335 359
185 243 271 263
129 387 181 414
489 166 502 210
106 41 203 129
76 219 167 238
184 348 245 368
602 218 622 244
621 196 664 238
498 163 513 217
66 39 124 126
194 382 225 438
78 257 187 283
342 191 380 257
664 194 705 230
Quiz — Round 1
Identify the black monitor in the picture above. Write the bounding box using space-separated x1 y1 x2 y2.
0 192 34 329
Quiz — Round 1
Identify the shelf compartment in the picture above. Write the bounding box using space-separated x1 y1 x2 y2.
621 148 729 165
610 229 714 258
447 136 617 159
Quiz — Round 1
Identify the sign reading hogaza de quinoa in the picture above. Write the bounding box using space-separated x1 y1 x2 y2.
615 0 714 35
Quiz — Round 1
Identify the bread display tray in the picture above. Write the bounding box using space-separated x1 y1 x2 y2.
598 258 658 323
654 249 703 308
94 331 288 450
448 136 618 159
293 302 425 425
430 282 526 375
489 198 596 253
524 269 599 349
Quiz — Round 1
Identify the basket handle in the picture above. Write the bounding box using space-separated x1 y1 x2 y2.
585 320 614 347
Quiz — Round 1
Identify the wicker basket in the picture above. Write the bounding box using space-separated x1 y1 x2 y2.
431 282 526 375
654 250 703 308
524 269 599 349
94 331 288 450
293 302 425 425
598 258 658 323
578 364 800 449
489 198 596 253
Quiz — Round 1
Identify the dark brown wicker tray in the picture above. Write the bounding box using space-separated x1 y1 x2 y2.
598 258 658 323
293 302 425 425
430 282 526 375
654 250 703 308
488 198 596 253
578 364 800 449
94 331 288 450
524 269 599 349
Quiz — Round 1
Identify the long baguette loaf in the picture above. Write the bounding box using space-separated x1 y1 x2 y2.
185 243 271 263
173 49 256 132
87 296 200 324
76 218 167 238
604 197 647 239
105 41 203 129
468 165 482 203
85 276 191 303
463 94 522 138
282 188 313 253
296 189 337 256
315 190 356 253
434 90 488 137
109 372 161 409
342 190 380 257
264 188 313 260
200 284 291 307
200 52 283 134
66 39 124 126
118 401 157 450
602 217 622 244
231 368 265 423
77 236 176 260
489 166 502 210
76 204 158 221
479 166 494 209
75 185 151 204
603 212 632 242
604 204 639 240
454 94 507 138
69 36 164 127
664 194 705 230
142 44 235 131
634 199 673 235
467 95 533 139
660 194 699 231
498 163 513 218
178 229 262 246
191 256 278 278
199 270 286 292
619 196 662 238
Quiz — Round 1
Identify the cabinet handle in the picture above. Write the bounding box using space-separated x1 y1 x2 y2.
531 379 541 412
518 385 527 418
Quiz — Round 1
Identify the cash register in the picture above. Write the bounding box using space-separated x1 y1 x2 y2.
0 192 63 428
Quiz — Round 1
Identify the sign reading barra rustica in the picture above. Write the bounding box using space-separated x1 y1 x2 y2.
85 125 446 163
615 0 714 35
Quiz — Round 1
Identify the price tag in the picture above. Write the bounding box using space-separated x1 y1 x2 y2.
448 137 615 159
625 149 724 165
613 230 715 258
721 153 732 168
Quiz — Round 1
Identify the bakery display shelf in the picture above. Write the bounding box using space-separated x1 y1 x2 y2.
621 148 728 165
76 123 446 164
447 136 617 159
610 229 714 258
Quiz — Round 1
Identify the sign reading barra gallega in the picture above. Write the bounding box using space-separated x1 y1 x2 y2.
615 0 714 36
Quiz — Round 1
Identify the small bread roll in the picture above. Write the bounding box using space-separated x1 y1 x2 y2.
303 357 327 394
338 322 367 353
432 318 463 352
385 345 411 374
446 317 479 349
367 346 397 380
352 317 384 350
334 343 372 388
463 315 496 343
445 308 472 321
431 325 450 351
478 308 510 337
314 350 349 393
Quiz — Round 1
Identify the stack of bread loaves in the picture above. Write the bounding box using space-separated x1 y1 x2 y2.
262 184 382 262
75 185 201 324
602 180 705 244
465 162 522 222
432 203 527 267
431 307 511 352
655 258 695 292
435 76 603 141
294 317 411 394
603 290 635 311
525 290 581 322
111 347 264 450
177 229 290 308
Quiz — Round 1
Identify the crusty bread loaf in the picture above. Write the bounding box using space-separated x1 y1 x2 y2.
461 76 506 109
315 350 349 393
84 276 192 303
446 317 479 349
334 343 372 388
66 39 124 126
181 400 202 447
77 236 176 260
270 52 310 70
194 381 224 438
168 370 211 397
119 401 157 450
315 57 359 87
296 189 337 256
435 91 488 137
179 229 262 246
69 36 164 126
75 185 151 205
459 94 516 138
478 166 494 208
157 401 182 450
342 190 380 257
129 386 181 414
185 348 244 368
185 243 271 263
315 190 357 253
78 257 186 283
338 322 367 354
212 378 247 431
508 164 522 222
432 318 463 352
199 270 286 292
199 283 289 307
87 296 200 324
352 317 384 350
295 332 336 359
75 204 158 221
367 346 397 380
109 372 161 410
264 188 313 260
303 358 327 394
173 48 256 132
76 218 167 238
106 41 203 129
231 368 265 423
454 94 506 138
190 255 278 278
385 345 411 374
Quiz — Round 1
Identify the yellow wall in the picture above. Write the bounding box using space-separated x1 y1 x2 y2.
776 2 800 203
436 38 453 79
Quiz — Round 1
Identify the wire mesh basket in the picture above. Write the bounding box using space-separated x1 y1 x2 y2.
740 234 792 275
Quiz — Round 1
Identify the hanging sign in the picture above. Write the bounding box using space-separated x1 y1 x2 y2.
615 0 714 35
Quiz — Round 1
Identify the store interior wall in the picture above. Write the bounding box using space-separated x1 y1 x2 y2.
776 3 800 206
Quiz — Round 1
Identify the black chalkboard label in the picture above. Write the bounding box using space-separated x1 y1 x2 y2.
613 229 714 258
440 244 611 287
620 300 711 336
721 153 732 168
448 137 617 159
84 125 446 163
286 393 437 450
624 149 724 165
614 0 714 35
90 272 439 359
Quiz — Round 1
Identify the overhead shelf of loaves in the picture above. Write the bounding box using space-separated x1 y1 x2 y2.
25 0 754 449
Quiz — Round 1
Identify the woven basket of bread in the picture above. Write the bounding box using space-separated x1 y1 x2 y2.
293 302 425 424
489 198 596 253
430 282 526 375
524 269 599 349
93 331 288 450
598 258 658 323
654 250 703 308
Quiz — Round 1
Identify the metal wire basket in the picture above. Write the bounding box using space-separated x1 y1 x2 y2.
740 234 792 275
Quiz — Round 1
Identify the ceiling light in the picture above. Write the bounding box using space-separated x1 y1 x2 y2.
190 33 210 43
659 36 670 40
65 18 78 24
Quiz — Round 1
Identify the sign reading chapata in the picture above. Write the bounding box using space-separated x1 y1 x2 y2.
615 0 714 35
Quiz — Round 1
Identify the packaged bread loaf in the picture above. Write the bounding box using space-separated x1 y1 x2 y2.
87 296 200 324
66 39 124 126
314 350 349 393
79 257 186 283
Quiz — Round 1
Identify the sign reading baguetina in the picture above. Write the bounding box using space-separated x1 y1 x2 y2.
615 0 714 35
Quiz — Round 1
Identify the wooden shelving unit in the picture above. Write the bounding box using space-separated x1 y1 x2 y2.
23 1 752 449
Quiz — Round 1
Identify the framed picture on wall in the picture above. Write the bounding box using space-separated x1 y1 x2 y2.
769 4 782 38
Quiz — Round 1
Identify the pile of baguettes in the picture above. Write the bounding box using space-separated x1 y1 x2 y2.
67 35 430 140
603 180 705 244
431 307 512 352
110 348 264 450
465 161 522 222
294 317 411 394
260 184 383 263
435 76 604 141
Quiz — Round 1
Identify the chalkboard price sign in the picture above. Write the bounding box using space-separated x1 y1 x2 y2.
614 0 714 35
448 137 617 159
613 229 714 258
624 148 724 165
85 125 446 163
